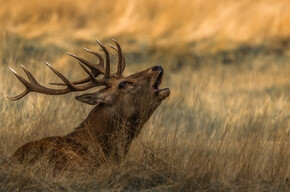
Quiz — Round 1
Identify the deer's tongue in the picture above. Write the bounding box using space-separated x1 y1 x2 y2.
157 88 170 100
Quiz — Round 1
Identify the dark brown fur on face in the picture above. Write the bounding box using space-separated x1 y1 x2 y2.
9 40 170 172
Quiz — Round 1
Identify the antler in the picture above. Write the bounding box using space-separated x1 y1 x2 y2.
8 40 126 101
109 39 126 77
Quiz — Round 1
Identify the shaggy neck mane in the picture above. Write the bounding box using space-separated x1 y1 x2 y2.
69 103 144 159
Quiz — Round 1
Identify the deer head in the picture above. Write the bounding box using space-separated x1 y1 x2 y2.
8 40 170 133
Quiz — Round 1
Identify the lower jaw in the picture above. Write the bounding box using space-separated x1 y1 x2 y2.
156 88 170 100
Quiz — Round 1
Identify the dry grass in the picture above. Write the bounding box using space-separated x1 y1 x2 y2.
0 0 290 191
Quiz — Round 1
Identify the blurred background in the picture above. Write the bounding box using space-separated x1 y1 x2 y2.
1 0 290 45
1 0 290 55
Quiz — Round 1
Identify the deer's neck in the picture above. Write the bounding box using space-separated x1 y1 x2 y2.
69 104 145 150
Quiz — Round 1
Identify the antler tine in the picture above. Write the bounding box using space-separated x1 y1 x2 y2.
96 40 110 79
9 67 30 85
7 90 29 101
109 40 126 76
20 65 39 84
66 52 105 76
108 45 126 77
78 62 99 84
108 45 121 76
112 39 126 76
7 67 30 101
113 40 126 73
45 62 77 90
83 47 104 67
120 53 126 74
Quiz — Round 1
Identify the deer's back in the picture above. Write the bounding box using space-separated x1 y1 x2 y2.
11 136 90 170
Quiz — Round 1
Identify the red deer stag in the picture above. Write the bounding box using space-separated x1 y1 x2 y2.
9 40 170 171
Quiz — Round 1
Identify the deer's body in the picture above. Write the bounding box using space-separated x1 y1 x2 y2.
9 40 170 171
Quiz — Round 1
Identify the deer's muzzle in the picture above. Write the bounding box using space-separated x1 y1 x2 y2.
151 66 170 100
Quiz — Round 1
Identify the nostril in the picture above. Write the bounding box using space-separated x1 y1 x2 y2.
152 66 159 71
152 65 162 71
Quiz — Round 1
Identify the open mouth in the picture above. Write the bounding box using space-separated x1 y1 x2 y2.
152 71 170 99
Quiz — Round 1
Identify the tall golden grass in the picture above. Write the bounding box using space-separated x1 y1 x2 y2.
0 0 289 191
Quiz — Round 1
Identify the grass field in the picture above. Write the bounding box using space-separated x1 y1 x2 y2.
0 0 289 191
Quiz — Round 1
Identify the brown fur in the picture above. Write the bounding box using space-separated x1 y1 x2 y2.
10 55 170 172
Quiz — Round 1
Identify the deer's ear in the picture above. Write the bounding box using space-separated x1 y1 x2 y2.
75 92 106 105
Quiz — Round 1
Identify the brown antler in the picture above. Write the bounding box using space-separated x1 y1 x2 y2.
109 39 126 77
7 40 123 101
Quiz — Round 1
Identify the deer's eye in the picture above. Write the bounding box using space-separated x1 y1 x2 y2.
118 81 131 89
